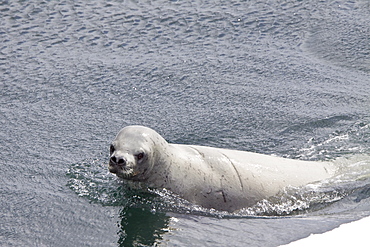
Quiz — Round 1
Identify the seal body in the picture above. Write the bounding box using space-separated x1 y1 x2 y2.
108 126 335 212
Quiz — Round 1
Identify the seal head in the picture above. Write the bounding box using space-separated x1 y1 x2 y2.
108 126 165 180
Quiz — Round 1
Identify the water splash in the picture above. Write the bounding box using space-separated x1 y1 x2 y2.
296 121 370 160
66 158 127 206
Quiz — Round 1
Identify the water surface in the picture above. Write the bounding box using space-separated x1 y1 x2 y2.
1 0 370 246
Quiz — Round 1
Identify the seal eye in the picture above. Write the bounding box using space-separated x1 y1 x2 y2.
110 145 115 155
136 152 144 160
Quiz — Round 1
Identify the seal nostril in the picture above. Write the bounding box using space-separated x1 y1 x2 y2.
110 156 117 163
117 158 126 166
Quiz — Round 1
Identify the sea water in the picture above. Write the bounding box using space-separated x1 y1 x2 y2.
1 0 369 246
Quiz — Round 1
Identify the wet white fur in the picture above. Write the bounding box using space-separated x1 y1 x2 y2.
109 126 335 212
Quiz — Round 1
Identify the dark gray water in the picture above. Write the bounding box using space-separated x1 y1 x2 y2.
1 0 370 246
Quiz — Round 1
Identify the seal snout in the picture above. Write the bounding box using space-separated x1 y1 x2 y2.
110 155 126 167
109 154 129 175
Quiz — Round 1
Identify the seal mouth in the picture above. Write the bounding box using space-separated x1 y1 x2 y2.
118 169 135 179
117 169 143 179
108 162 139 179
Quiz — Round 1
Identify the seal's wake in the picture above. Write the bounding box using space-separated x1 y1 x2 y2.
108 125 336 212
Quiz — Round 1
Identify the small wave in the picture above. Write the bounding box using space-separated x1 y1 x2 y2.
295 121 370 160
237 186 347 217
66 158 128 206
